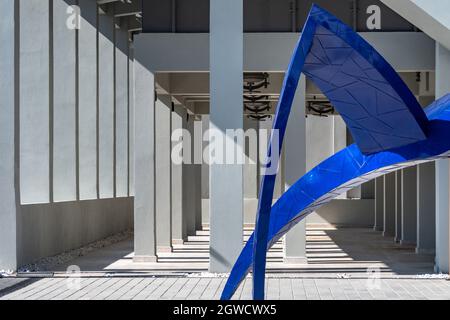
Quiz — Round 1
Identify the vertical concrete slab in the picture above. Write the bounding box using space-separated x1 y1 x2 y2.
401 166 417 245
383 173 396 237
98 10 114 199
184 115 197 237
417 162 436 254
53 0 77 202
194 119 203 232
171 105 185 244
374 177 384 231
78 0 98 200
243 117 258 200
395 171 402 242
284 76 307 264
201 115 210 226
182 112 194 238
115 25 129 197
19 0 50 204
435 43 450 273
155 95 172 253
0 0 19 271
128 44 135 197
133 56 156 262
209 0 243 273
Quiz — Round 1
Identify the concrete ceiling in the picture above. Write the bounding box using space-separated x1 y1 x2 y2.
380 0 450 50
96 0 142 33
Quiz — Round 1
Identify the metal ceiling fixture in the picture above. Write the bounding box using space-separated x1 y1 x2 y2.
307 101 335 117
244 73 272 121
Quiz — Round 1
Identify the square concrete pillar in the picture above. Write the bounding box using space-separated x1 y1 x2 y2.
435 42 450 273
209 0 244 273
284 76 307 264
417 162 436 254
395 171 402 242
183 115 198 237
133 56 156 262
155 95 173 253
172 105 186 245
0 0 19 271
383 173 396 237
401 167 417 246
374 177 384 231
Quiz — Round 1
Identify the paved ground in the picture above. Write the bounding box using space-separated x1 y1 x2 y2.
1 277 450 300
2 226 447 300
51 227 436 276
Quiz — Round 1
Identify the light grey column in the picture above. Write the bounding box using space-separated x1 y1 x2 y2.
133 57 156 262
209 0 243 273
374 177 384 231
19 0 50 204
417 162 436 254
243 117 258 200
401 167 417 245
98 10 114 199
128 44 135 197
183 115 197 237
284 76 307 264
194 119 203 232
172 105 185 244
383 173 396 237
435 42 450 273
78 0 98 200
0 0 19 271
115 24 129 198
53 0 77 202
201 115 210 226
395 171 402 242
155 95 172 253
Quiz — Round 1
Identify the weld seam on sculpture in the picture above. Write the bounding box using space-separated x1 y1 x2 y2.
221 4 450 300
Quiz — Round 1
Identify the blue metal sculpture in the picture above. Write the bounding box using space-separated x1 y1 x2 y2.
221 4 450 300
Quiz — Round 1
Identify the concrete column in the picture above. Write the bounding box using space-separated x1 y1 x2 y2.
115 24 129 198
201 115 210 227
183 114 197 237
395 171 402 242
209 0 243 273
19 0 50 204
129 44 135 197
383 173 396 237
155 95 172 253
401 167 417 245
53 0 77 202
435 42 450 273
78 0 98 200
194 119 203 232
0 0 19 271
133 57 156 262
284 76 307 264
374 177 384 231
417 162 436 254
98 10 114 199
172 105 185 245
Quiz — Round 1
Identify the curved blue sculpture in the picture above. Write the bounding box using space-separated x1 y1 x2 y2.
221 4 450 300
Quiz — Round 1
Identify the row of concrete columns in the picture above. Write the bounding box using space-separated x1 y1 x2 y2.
134 67 203 261
376 165 436 249
373 43 450 273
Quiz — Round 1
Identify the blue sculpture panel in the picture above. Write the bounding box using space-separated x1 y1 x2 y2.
221 4 450 301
